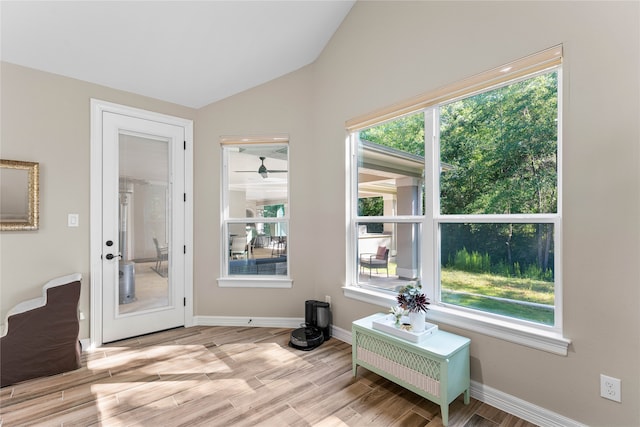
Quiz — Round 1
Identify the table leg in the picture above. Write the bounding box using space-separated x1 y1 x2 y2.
464 388 470 404
441 404 449 426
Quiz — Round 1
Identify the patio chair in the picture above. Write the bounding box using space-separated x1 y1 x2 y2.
230 236 248 259
153 237 168 274
360 246 389 277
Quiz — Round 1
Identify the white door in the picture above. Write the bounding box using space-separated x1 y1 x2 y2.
95 106 190 344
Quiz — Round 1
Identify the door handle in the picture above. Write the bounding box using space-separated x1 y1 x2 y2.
105 253 122 260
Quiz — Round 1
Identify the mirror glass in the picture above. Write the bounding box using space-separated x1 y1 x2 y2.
0 160 39 230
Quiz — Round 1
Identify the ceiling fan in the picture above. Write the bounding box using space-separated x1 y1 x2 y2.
237 156 288 179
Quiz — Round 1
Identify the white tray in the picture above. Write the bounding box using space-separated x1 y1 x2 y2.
372 313 438 343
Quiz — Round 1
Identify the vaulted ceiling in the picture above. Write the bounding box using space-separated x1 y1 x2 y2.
0 1 355 108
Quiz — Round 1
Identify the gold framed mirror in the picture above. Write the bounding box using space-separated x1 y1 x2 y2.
0 159 39 231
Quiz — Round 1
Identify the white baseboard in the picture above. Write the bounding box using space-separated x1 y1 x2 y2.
80 338 91 352
194 315 304 329
331 324 352 344
194 316 352 345
470 381 586 427
191 318 583 427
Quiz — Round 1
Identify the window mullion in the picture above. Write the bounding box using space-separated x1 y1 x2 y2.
424 107 438 302
438 214 559 223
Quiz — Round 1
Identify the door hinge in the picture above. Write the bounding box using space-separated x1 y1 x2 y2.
183 245 186 254
184 140 186 150
183 193 186 202
183 297 186 307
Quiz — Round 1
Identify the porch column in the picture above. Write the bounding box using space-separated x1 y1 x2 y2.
396 177 420 279
382 194 396 252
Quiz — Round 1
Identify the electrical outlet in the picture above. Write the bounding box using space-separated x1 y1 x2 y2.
600 374 621 402
325 295 331 305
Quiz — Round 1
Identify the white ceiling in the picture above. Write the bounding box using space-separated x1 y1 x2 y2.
0 1 355 108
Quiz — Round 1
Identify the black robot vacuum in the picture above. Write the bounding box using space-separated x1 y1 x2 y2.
289 326 325 351
289 300 332 351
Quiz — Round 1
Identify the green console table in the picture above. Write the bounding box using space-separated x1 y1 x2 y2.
352 314 470 426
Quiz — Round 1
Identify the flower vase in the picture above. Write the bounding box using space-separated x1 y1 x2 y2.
409 311 426 332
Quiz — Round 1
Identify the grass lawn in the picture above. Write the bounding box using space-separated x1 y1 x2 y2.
441 268 554 325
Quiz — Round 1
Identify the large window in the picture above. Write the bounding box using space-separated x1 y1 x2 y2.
347 47 567 353
219 138 290 288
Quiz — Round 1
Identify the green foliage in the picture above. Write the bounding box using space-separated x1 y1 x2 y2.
446 247 553 281
396 282 430 313
523 263 554 282
439 72 558 216
263 204 284 217
359 113 425 157
358 196 383 216
449 248 491 273
261 204 285 235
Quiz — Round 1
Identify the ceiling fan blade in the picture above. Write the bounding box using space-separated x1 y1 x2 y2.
233 156 287 177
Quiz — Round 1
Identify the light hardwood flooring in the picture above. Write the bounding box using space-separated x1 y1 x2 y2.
0 326 537 427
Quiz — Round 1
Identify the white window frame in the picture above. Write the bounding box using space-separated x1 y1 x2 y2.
344 46 570 355
217 136 292 288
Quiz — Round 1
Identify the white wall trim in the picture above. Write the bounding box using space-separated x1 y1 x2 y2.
331 324 352 344
470 381 587 427
194 315 304 329
80 338 92 352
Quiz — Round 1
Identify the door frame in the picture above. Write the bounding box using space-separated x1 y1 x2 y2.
89 99 194 349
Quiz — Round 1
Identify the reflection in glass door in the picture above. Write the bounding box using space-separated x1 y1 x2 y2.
117 134 169 315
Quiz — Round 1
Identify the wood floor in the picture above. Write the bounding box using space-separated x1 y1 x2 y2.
0 326 538 427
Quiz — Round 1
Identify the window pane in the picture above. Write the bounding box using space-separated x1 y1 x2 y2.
439 72 558 215
357 221 420 292
228 222 287 276
358 112 425 217
440 223 554 325
227 145 288 219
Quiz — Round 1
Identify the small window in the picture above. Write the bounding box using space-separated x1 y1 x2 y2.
219 138 290 287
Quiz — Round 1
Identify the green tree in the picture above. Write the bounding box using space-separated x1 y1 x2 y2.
360 113 425 157
358 196 383 216
439 72 558 273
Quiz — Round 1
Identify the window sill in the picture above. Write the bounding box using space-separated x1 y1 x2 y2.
218 277 292 288
343 286 570 356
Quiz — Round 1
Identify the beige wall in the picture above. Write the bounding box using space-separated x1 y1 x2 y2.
0 62 195 338
307 2 639 426
2 1 639 425
193 65 316 317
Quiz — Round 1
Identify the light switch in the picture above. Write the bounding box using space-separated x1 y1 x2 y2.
68 213 79 227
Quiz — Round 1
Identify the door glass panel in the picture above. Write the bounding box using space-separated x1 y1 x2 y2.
118 133 170 315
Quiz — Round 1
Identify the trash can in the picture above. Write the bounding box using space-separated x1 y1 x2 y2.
119 262 136 304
